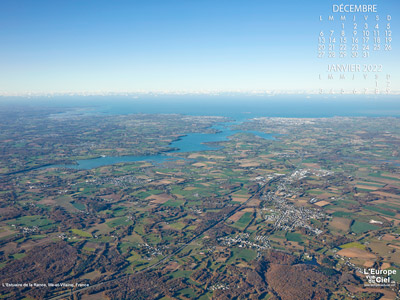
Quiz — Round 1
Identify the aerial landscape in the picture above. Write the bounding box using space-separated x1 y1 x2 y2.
0 0 399 299
0 97 399 300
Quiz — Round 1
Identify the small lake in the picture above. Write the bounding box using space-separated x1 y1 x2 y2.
46 122 276 170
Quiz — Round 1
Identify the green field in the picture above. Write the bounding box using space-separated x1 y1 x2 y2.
8 216 54 228
162 199 184 207
83 246 95 252
233 212 253 229
368 172 400 181
286 232 303 243
229 248 256 263
111 206 127 217
71 229 92 238
107 217 133 228
169 222 186 230
170 270 192 279
339 242 366 250
351 221 380 234
71 201 86 211
12 253 26 260
307 189 325 195
331 211 353 218
118 242 137 254
365 206 396 217
179 288 197 298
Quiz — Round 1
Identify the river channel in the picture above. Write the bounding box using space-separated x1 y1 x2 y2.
46 121 276 170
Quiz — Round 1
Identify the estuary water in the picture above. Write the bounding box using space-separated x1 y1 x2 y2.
9 94 399 170
46 122 275 169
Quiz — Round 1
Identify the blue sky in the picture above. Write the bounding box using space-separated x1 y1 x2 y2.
0 0 398 94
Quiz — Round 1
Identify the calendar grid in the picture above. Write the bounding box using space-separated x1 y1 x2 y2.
318 5 393 95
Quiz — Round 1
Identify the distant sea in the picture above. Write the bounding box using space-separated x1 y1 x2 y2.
1 94 400 119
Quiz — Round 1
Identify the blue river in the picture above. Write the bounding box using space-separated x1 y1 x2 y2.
15 94 398 169
46 122 275 169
